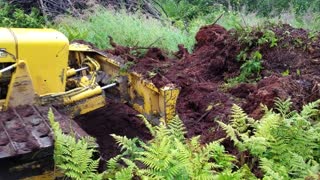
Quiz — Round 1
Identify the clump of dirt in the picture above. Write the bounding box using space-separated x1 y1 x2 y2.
74 101 151 171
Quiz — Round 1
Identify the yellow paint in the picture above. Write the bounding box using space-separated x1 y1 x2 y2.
161 86 180 122
69 43 93 52
63 86 103 105
0 28 69 95
68 95 106 116
0 28 16 63
4 60 35 109
66 68 77 77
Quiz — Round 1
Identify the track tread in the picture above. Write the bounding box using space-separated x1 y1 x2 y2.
0 105 87 158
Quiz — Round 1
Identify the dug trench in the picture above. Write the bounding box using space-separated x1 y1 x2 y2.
74 23 320 176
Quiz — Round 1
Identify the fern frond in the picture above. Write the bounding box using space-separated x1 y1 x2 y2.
48 110 102 180
274 97 293 118
255 112 280 139
115 167 134 180
230 104 250 133
107 154 122 170
217 121 241 147
259 158 286 180
167 115 186 141
300 99 320 119
111 134 140 153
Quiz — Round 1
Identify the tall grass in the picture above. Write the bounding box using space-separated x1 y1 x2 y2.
55 7 195 52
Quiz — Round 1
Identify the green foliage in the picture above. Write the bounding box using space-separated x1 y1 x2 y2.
48 109 103 180
218 99 320 179
105 115 250 179
258 30 278 47
0 2 45 28
229 50 263 84
56 7 194 52
227 26 280 85
240 51 263 75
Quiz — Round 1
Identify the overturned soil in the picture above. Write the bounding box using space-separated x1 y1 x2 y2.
75 23 320 176
74 101 151 171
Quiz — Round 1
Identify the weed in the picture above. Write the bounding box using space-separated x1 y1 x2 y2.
229 51 263 85
296 69 301 76
240 51 263 75
258 30 278 47
308 31 319 42
281 69 290 76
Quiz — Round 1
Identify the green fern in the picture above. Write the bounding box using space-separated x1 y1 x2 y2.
107 115 249 179
48 109 103 180
219 99 320 179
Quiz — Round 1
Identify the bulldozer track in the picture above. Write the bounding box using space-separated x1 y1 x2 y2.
0 105 87 158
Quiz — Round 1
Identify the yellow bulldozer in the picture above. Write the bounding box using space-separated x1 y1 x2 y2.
0 28 179 179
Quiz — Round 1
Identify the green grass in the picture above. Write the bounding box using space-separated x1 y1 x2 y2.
55 7 195 52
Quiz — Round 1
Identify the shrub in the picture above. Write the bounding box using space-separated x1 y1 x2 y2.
0 2 45 28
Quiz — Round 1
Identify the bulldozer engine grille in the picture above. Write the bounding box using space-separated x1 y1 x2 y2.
0 105 88 158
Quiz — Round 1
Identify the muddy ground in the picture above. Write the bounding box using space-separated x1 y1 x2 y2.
75 23 320 176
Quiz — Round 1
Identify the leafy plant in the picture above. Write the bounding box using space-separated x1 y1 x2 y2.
218 99 320 179
0 2 45 28
240 51 263 75
105 115 250 179
48 109 103 180
258 30 278 47
229 50 263 84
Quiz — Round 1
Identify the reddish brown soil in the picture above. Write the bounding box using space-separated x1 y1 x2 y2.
74 101 151 171
95 23 320 176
